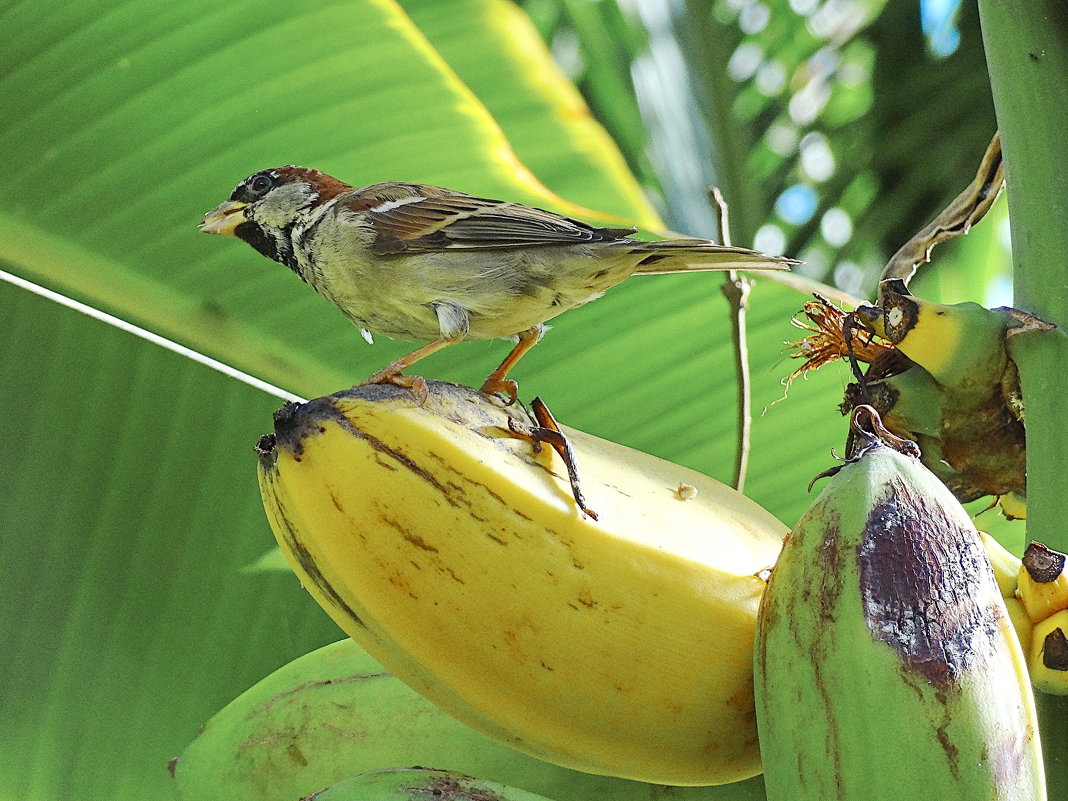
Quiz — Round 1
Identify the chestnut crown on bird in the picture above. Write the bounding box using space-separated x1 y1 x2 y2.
200 166 795 401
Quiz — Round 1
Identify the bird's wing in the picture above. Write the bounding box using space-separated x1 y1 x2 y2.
344 183 635 255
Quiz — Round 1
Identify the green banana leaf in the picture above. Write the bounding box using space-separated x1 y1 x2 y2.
0 1 1028 800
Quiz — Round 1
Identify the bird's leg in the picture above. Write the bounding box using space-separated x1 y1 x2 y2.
480 325 544 405
360 338 457 402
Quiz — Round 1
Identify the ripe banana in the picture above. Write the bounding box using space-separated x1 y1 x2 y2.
1015 541 1068 695
976 530 1034 655
754 405 1045 800
1001 492 1028 520
1030 611 1068 695
1017 542 1068 624
980 530 1023 598
255 381 787 786
172 637 767 801
307 767 555 801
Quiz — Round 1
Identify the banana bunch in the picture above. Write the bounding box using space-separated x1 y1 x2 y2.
254 380 787 787
945 531 1068 696
755 406 1045 800
172 637 767 801
1016 542 1068 695
305 767 555 801
850 279 1050 507
790 283 1050 512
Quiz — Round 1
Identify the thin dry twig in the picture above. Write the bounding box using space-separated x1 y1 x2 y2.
709 187 755 493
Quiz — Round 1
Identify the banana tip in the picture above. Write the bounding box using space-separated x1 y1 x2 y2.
254 433 278 468
1023 542 1066 583
269 397 344 457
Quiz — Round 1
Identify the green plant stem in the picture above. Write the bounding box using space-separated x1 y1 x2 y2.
978 0 1068 794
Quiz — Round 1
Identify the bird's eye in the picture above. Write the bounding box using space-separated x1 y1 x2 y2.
248 173 275 195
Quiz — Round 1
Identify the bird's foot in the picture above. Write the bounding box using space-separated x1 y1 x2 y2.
479 375 520 406
359 367 430 405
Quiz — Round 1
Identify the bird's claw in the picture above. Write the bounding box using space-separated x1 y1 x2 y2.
507 397 597 520
359 368 430 405
480 375 520 406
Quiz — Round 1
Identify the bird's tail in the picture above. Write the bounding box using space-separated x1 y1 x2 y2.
630 238 798 273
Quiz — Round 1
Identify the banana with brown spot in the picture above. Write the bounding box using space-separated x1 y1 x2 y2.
255 380 787 786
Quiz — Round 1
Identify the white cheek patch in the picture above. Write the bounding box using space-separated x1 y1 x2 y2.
887 306 904 328
370 196 426 214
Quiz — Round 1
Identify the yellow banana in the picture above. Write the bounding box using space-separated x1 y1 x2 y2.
980 530 1024 598
755 406 1044 800
1016 541 1068 624
255 381 787 786
789 291 1036 510
977 530 1034 654
1000 492 1028 520
1012 542 1068 694
851 281 1036 503
1030 610 1068 695
1006 597 1035 656
859 279 1013 390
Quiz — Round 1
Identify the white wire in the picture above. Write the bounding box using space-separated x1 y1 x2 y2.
0 268 305 404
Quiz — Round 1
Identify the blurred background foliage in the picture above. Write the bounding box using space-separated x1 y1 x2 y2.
0 1 1021 799
520 0 1007 303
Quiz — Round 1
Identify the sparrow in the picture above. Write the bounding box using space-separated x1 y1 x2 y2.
199 166 795 401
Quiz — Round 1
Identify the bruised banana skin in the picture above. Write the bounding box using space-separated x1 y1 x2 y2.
172 638 768 801
754 412 1045 801
256 381 787 786
307 767 555 801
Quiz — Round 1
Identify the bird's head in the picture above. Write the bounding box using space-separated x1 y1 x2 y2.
199 166 351 262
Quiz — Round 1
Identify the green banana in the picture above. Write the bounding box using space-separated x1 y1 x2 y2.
860 279 1017 391
755 405 1045 800
172 637 767 801
255 381 787 786
306 767 555 801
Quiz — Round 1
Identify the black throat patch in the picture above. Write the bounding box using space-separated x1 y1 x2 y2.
235 220 304 281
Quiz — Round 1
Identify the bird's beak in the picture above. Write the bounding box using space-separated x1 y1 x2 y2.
198 200 250 235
